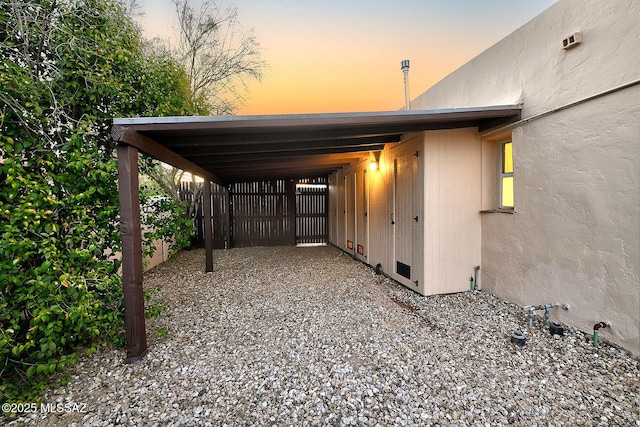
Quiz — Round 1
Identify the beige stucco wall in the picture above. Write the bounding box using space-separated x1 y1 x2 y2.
143 238 172 271
111 237 172 275
413 0 639 117
412 0 640 354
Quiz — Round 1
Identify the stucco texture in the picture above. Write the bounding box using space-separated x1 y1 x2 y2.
483 87 640 354
413 0 640 353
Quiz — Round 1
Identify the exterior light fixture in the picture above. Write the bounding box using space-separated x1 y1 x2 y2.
370 150 382 171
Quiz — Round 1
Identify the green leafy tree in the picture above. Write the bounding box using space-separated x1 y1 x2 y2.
0 0 203 404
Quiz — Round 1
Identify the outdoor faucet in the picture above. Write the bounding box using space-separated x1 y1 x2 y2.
526 303 558 328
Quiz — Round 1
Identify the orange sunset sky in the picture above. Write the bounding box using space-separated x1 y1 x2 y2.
137 0 558 116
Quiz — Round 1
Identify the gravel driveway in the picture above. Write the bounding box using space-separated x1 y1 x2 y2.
9 245 640 426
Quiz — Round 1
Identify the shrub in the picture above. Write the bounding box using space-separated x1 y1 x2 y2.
0 0 204 404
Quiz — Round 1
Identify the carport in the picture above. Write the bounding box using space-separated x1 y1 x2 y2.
111 106 521 362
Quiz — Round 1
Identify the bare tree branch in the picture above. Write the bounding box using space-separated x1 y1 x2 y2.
171 0 266 114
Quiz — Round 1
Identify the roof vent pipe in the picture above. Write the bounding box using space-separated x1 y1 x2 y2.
401 60 411 110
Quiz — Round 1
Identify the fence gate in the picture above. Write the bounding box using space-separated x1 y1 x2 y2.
295 177 328 245
229 180 296 247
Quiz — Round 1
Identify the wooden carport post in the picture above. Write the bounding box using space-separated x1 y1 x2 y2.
203 181 213 272
116 144 147 363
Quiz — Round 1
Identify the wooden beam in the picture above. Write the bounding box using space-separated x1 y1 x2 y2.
203 154 365 171
210 163 363 179
112 125 225 186
116 144 147 363
169 137 396 157
224 168 347 183
203 181 213 272
163 134 402 149
191 144 387 164
478 111 522 132
147 115 509 148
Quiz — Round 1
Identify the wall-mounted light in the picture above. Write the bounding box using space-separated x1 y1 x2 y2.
370 150 381 171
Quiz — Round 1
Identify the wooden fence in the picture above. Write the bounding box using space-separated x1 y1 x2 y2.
229 180 295 247
179 181 228 249
180 177 328 248
295 179 328 245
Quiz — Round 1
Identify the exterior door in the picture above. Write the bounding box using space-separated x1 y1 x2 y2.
392 145 423 290
355 168 368 262
344 172 356 255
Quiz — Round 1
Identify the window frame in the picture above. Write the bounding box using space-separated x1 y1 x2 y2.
499 141 514 210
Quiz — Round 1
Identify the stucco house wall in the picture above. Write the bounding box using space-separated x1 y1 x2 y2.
412 0 640 354
413 0 639 117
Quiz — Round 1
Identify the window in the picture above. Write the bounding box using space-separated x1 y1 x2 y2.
500 141 514 208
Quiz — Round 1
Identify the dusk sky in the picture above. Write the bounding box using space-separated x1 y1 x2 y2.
138 0 558 115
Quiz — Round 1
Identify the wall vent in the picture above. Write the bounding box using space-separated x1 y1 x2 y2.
562 31 582 50
396 261 411 279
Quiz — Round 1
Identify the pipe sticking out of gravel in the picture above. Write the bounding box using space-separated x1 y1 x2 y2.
9 246 640 426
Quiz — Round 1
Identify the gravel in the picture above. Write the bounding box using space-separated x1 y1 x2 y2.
6 245 640 426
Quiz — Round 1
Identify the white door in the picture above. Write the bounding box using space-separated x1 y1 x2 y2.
344 172 356 255
392 146 423 290
355 168 368 262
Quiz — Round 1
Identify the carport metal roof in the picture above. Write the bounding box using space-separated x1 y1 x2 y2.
111 104 521 363
112 105 521 184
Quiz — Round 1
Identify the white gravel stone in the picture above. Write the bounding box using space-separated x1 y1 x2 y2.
4 246 639 426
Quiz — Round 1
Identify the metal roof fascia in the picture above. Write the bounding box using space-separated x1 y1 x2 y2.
112 105 522 126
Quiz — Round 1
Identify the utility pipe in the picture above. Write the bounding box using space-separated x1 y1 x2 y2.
401 60 411 110
526 303 558 328
593 322 608 347
474 266 480 290
527 306 536 328
540 303 558 326
481 79 640 139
